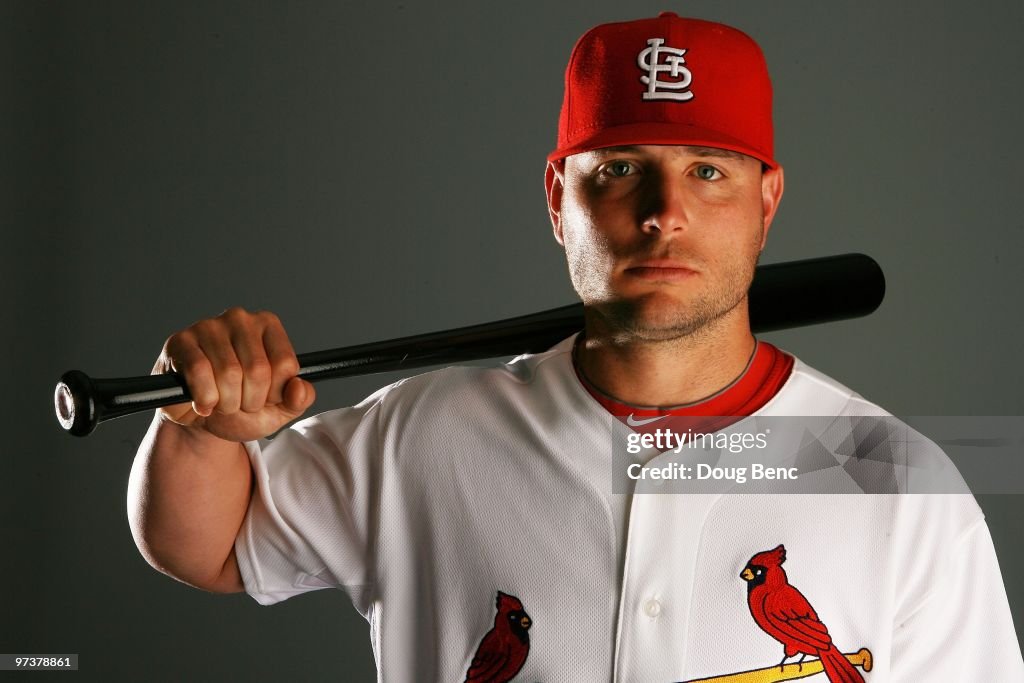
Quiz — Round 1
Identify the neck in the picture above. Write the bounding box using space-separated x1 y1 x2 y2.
575 301 756 408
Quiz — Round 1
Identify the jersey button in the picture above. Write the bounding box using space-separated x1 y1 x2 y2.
643 598 662 618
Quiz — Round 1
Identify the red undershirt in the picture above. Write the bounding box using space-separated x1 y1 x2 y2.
573 339 795 436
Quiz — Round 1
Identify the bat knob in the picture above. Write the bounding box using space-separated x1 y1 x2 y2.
55 370 99 437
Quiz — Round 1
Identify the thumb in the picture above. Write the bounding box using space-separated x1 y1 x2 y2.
279 376 316 417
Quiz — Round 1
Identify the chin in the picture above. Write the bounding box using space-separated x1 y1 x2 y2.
593 286 745 342
596 292 710 340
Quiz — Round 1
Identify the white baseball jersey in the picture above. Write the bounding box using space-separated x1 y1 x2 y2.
234 335 1024 682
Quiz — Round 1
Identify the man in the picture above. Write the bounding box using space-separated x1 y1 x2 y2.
128 12 1023 681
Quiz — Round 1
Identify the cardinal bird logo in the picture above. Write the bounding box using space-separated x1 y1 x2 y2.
741 545 866 683
464 591 532 683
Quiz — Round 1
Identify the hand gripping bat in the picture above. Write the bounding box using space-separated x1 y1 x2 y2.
54 253 884 437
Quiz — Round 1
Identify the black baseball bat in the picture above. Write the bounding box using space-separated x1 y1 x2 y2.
54 253 884 437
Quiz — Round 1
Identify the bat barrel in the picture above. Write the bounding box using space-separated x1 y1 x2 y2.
54 253 885 437
748 252 884 331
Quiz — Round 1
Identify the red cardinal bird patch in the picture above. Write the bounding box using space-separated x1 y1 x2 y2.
739 544 870 682
464 591 532 683
680 545 873 683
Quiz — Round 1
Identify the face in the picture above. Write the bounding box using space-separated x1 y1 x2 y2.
546 144 784 342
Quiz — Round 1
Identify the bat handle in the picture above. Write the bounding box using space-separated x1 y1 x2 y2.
54 303 587 437
55 370 191 437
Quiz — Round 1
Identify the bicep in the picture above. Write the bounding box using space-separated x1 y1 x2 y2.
232 405 384 610
208 547 245 594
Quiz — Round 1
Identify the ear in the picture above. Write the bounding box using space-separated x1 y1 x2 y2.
545 160 566 246
758 164 785 250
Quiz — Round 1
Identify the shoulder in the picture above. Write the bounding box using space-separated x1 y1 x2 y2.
371 334 577 409
291 334 579 437
762 349 983 510
760 353 888 418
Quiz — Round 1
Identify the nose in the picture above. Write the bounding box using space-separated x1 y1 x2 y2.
639 169 690 235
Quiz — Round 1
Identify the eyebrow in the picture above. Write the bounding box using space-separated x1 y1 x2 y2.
688 146 750 161
591 145 750 162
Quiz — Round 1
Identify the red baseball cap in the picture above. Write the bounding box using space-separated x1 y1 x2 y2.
549 12 777 169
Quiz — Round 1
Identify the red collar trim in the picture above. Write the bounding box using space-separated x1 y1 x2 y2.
574 341 794 429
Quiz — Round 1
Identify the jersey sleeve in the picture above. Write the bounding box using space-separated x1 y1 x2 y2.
890 513 1024 681
233 387 390 616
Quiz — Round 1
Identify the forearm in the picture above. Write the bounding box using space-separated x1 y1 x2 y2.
127 412 252 593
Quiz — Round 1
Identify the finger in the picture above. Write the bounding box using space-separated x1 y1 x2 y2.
194 320 244 415
231 323 273 414
164 332 219 417
260 314 300 405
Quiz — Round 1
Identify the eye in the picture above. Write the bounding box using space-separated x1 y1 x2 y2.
755 569 763 575
600 160 639 178
694 164 723 181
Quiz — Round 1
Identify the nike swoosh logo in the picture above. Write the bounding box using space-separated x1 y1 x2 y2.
626 414 668 427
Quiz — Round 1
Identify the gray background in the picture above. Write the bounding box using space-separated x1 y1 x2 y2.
3 1 1022 680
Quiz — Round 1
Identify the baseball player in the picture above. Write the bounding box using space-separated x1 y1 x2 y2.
127 13 1024 682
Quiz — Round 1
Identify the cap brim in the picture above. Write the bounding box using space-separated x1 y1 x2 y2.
547 122 778 169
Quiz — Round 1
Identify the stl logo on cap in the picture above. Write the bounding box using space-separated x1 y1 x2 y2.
638 38 694 101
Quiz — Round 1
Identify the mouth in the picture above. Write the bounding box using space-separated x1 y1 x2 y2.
625 260 698 282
